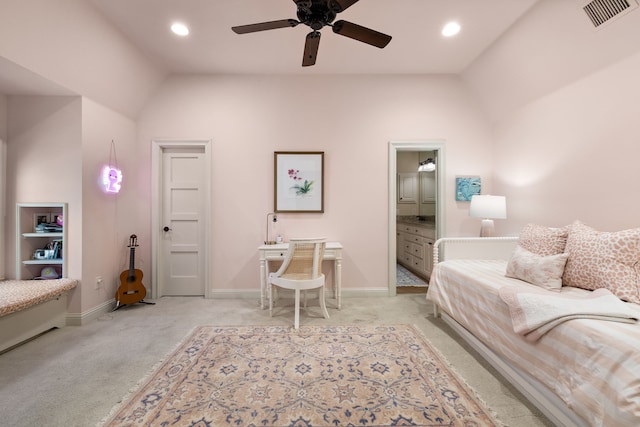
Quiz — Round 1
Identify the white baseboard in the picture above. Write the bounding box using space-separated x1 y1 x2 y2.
208 289 261 299
66 299 116 326
68 289 392 323
341 288 389 298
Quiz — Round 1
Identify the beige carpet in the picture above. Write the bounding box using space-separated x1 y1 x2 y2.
100 324 502 427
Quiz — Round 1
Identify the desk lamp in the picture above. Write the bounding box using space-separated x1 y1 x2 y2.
469 195 506 237
265 212 278 245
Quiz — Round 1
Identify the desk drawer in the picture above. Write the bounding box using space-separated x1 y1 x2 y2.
263 247 341 260
265 251 287 260
322 249 339 259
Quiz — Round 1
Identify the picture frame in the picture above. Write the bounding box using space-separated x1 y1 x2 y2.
33 213 51 231
274 151 324 213
455 176 481 201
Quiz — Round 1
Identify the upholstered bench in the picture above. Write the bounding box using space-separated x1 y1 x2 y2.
0 278 78 353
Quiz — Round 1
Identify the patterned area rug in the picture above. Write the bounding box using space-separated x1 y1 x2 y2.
397 264 428 287
100 325 502 427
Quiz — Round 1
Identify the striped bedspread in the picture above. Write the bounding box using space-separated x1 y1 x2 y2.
427 259 640 427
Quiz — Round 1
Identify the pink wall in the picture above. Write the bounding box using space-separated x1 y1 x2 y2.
0 95 6 141
5 96 83 310
0 0 165 119
493 51 640 235
463 0 640 122
80 99 139 315
2 0 637 314
137 74 495 293
4 96 138 317
460 0 640 236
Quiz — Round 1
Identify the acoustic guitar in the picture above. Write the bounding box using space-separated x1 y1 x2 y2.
115 234 146 307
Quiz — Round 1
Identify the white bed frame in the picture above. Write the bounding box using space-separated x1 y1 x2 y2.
0 294 69 353
431 237 587 427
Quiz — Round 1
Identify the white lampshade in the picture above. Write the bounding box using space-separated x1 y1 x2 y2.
469 195 506 237
469 195 507 219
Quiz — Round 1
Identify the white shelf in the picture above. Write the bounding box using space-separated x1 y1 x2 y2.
23 259 63 265
16 203 67 280
22 232 63 238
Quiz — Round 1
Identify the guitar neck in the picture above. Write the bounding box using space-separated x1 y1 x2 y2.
128 247 136 279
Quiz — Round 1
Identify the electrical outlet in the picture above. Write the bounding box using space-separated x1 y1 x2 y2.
95 276 103 290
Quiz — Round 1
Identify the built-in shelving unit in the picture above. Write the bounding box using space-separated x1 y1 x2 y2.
16 203 67 279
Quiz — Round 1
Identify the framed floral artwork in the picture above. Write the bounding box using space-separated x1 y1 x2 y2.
274 151 324 213
455 176 481 201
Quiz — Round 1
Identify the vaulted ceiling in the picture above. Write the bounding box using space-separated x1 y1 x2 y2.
3 0 638 121
86 0 538 75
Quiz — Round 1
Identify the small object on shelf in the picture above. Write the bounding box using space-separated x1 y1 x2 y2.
33 213 51 231
35 222 63 233
33 249 47 260
35 266 60 280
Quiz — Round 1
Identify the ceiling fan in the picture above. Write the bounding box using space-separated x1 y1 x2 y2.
232 0 392 67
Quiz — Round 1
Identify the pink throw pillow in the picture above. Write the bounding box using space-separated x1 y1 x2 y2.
562 221 640 303
518 223 569 256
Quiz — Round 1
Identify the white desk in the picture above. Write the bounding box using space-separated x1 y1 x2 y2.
258 241 343 311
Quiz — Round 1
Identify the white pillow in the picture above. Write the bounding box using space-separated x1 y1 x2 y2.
506 245 569 291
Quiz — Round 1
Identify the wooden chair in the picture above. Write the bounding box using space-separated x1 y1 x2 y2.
268 238 329 329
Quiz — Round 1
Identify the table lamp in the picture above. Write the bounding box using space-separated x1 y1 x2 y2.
469 195 506 237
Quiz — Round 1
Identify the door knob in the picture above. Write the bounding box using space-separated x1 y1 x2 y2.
163 226 172 232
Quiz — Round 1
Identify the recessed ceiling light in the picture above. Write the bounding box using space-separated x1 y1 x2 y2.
171 22 189 36
442 22 461 37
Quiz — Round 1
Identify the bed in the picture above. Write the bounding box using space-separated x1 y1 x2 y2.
427 237 640 427
0 278 78 353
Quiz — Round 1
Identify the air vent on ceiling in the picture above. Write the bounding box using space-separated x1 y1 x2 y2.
582 0 638 28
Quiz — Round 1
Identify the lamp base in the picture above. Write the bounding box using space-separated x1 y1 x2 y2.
479 219 496 237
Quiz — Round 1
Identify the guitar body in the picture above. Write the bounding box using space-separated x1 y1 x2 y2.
117 268 146 305
115 234 147 306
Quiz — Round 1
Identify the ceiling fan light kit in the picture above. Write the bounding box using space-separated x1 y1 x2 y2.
231 0 392 67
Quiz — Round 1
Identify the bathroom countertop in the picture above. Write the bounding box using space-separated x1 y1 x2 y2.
396 216 436 228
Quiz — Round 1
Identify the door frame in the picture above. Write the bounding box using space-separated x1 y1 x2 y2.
151 139 212 299
388 140 446 296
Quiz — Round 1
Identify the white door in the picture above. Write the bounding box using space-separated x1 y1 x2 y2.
160 148 206 296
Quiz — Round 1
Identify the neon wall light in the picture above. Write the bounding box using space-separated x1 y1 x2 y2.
102 165 123 193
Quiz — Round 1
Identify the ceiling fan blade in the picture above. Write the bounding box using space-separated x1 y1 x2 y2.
332 20 392 48
329 0 360 13
302 31 321 67
232 19 299 34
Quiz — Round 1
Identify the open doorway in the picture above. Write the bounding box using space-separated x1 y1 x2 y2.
388 141 446 296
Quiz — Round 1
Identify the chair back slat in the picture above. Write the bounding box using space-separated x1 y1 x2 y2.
281 239 325 280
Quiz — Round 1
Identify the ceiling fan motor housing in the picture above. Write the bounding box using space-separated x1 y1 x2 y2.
296 0 337 30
